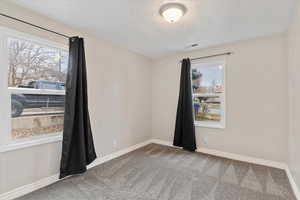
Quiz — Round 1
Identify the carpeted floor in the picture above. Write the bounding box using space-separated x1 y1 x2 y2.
17 143 296 200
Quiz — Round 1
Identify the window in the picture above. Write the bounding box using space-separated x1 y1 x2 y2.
0 27 68 151
191 61 225 128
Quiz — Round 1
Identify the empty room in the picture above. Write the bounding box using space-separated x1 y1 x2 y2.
0 0 300 199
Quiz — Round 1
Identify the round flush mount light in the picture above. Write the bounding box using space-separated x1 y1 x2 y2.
159 3 187 23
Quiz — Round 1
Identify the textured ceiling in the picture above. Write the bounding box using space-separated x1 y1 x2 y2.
5 0 296 59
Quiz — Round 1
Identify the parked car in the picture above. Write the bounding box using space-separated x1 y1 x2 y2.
11 80 65 118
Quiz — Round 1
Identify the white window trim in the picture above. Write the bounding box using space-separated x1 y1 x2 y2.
0 27 67 152
191 60 226 129
8 87 66 95
0 134 62 153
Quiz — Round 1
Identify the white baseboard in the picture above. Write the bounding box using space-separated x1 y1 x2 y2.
1 138 300 200
151 139 286 169
0 174 58 200
151 139 300 200
0 139 153 200
88 140 152 169
197 148 287 169
285 167 300 200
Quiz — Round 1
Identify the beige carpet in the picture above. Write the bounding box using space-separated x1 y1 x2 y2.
17 143 296 200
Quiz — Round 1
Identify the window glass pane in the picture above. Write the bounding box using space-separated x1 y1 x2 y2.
8 37 67 87
60 50 69 75
58 83 65 90
193 96 221 122
8 37 67 140
192 62 225 126
40 82 57 90
192 64 223 94
11 93 64 139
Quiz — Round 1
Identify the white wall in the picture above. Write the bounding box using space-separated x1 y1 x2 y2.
287 0 300 191
152 34 289 163
0 1 152 194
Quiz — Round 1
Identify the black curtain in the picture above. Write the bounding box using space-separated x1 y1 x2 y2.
59 37 97 179
173 58 196 152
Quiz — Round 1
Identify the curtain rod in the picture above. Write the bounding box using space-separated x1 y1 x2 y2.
181 52 233 63
0 13 71 39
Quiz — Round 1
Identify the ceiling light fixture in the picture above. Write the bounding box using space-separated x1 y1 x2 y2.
159 3 187 23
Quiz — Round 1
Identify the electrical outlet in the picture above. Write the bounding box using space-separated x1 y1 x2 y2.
203 137 208 144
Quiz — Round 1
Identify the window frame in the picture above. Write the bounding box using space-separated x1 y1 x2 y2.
191 60 226 129
0 27 68 152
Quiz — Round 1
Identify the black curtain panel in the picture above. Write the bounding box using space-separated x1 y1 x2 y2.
59 37 97 179
173 58 197 152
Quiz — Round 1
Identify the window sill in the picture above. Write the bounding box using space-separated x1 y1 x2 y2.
194 122 225 129
0 134 62 153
